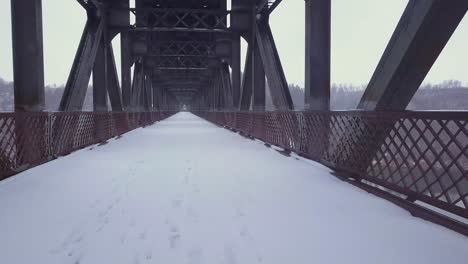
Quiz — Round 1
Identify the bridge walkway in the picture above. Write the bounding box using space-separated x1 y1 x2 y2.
0 112 466 263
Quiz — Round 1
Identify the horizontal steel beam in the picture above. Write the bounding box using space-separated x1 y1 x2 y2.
127 27 230 33
129 8 229 31
150 41 216 56
151 56 212 69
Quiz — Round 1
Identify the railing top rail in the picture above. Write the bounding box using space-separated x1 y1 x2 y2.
205 110 468 120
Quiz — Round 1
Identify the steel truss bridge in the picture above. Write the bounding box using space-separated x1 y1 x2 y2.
2 0 468 237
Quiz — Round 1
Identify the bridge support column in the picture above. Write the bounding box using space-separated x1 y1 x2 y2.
252 43 265 112
161 89 168 111
106 44 123 111
93 41 124 112
144 74 152 111
239 40 266 112
231 34 241 108
60 17 105 111
93 36 109 112
131 60 145 111
304 0 331 111
121 32 133 110
240 45 253 110
358 0 468 110
213 74 221 110
154 87 160 111
11 0 45 112
221 62 234 110
255 18 293 110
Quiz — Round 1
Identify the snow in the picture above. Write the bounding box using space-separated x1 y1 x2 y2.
0 112 466 264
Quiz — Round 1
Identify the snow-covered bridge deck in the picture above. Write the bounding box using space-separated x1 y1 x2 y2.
0 112 466 264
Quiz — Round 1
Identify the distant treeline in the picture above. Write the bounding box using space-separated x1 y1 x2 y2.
275 80 468 111
0 78 92 111
1 78 467 112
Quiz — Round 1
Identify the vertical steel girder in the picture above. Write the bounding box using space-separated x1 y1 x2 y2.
239 44 253 110
144 74 152 111
93 36 109 112
255 18 293 110
131 60 145 111
11 0 45 112
304 0 331 111
359 0 468 110
220 62 234 110
239 40 266 111
152 82 160 110
252 41 266 112
84 14 124 112
213 73 221 110
212 62 234 110
106 44 124 111
239 15 289 111
212 70 220 110
120 32 133 110
231 34 241 107
119 0 132 110
93 39 123 112
160 88 167 110
60 18 105 111
198 86 207 111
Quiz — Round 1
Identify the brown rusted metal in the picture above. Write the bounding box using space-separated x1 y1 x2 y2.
194 110 468 234
0 111 176 181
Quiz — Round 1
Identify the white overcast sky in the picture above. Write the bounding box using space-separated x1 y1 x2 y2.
0 0 467 87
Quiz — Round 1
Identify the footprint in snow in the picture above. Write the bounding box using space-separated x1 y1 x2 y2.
145 250 153 261
173 199 183 208
224 243 238 264
187 247 203 264
139 232 147 241
169 225 181 249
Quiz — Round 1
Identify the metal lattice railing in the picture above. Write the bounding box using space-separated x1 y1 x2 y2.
194 111 468 221
0 111 177 181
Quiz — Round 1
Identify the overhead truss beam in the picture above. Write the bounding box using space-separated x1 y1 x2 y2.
129 8 230 31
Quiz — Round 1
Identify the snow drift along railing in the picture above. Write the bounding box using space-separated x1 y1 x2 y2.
194 111 468 224
0 111 177 181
